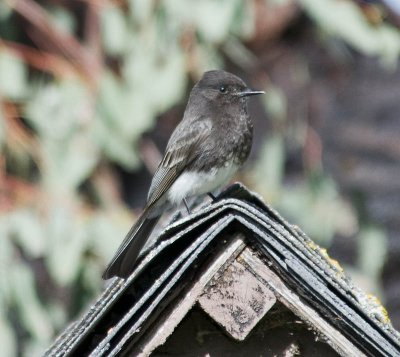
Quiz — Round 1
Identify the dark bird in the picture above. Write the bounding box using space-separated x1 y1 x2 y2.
103 70 264 279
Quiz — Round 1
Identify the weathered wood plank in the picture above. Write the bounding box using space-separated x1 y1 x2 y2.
198 258 276 340
239 248 367 357
135 234 246 356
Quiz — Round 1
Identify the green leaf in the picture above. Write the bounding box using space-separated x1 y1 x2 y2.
0 218 14 304
41 132 98 191
48 5 77 34
0 104 4 147
8 209 45 258
96 72 141 169
279 178 357 245
25 80 89 139
0 312 16 357
252 135 285 199
128 0 154 25
230 1 255 39
101 5 129 56
165 0 241 43
96 44 186 170
0 2 12 20
25 80 99 191
11 263 53 342
46 205 88 285
94 110 140 169
195 42 223 70
358 226 387 280
194 0 239 43
300 0 400 65
123 40 186 117
97 71 141 139
0 50 27 100
263 85 287 122
46 302 67 331
87 211 131 260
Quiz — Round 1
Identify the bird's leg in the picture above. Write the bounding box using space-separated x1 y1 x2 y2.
183 198 191 214
207 192 217 201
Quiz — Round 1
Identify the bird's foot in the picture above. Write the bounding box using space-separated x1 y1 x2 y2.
207 192 217 201
183 198 191 214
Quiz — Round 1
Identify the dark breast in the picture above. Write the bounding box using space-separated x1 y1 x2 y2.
234 103 253 165
190 106 253 171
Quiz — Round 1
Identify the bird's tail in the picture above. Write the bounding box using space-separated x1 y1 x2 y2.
102 206 161 280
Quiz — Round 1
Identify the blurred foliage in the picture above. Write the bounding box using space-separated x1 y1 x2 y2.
0 0 399 355
300 0 400 66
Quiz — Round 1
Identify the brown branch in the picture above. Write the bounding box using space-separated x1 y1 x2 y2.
84 0 103 76
2 101 42 163
6 0 99 82
0 40 79 79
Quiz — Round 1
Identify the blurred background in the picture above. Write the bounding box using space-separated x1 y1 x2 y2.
1 0 400 355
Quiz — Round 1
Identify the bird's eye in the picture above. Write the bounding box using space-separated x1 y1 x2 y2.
219 85 227 93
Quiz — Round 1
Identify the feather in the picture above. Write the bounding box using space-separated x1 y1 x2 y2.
103 118 212 279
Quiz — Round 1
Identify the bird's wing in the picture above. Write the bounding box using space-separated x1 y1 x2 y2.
103 119 212 279
147 118 212 207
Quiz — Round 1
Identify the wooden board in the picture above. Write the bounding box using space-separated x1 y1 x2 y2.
198 258 276 340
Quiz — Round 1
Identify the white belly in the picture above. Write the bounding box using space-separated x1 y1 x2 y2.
167 162 239 204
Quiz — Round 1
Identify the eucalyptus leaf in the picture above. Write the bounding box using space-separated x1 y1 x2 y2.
358 226 387 281
128 0 154 25
26 80 98 191
0 1 12 20
196 42 224 70
8 209 45 258
25 80 90 139
253 135 285 199
11 263 53 342
0 219 14 304
38 138 94 192
0 106 4 149
46 205 88 285
230 0 254 39
0 50 27 100
0 312 16 357
87 211 131 259
193 0 239 43
263 85 287 122
165 0 240 43
145 45 186 113
94 113 140 169
81 260 103 294
100 41 186 167
124 43 186 120
101 5 129 56
279 178 357 245
97 70 143 136
300 0 400 65
47 5 77 34
46 302 67 331
41 131 99 191
23 339 50 357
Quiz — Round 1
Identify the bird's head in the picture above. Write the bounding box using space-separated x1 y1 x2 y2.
194 70 264 104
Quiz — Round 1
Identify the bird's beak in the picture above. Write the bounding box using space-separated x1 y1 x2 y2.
239 89 265 97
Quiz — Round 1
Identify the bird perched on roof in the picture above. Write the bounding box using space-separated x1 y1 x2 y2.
103 69 264 279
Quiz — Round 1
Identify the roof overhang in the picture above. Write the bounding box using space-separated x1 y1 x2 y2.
45 183 400 357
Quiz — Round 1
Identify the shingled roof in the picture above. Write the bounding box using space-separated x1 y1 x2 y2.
45 184 400 357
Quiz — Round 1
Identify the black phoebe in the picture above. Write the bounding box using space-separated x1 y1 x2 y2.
103 70 264 279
